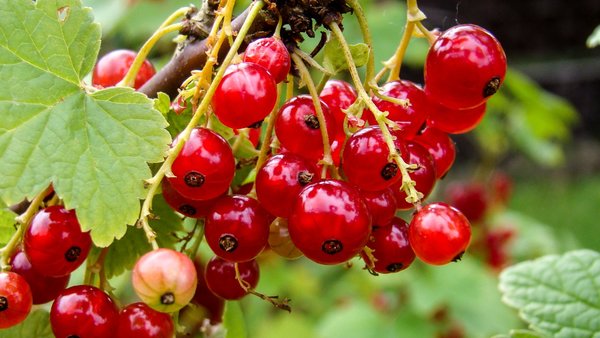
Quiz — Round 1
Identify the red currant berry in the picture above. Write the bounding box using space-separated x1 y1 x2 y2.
484 228 515 270
275 95 335 162
413 126 456 179
243 37 291 83
491 171 513 206
24 205 92 277
408 202 471 265
255 153 319 218
205 195 271 262
161 179 221 219
426 102 487 134
425 24 506 110
204 256 260 300
361 217 415 274
116 302 174 338
50 285 119 338
319 80 358 136
191 260 224 324
0 271 32 329
393 141 437 210
132 248 197 313
92 49 155 89
168 128 235 201
445 181 489 223
9 250 69 305
288 179 371 265
342 126 403 191
360 188 397 226
268 217 303 260
211 62 277 129
365 80 429 139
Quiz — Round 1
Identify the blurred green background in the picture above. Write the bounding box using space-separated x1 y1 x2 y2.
81 0 600 337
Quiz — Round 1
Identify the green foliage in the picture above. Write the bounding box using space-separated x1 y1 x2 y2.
493 329 547 338
323 40 369 74
0 0 171 247
499 250 600 338
0 310 53 338
0 204 16 247
224 301 248 338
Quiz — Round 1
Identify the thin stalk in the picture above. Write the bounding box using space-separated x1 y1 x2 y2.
346 0 375 87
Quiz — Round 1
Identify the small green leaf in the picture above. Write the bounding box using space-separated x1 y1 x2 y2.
323 40 369 74
0 310 53 338
223 301 247 338
587 25 600 48
0 207 16 246
154 92 172 115
0 0 171 247
499 249 600 338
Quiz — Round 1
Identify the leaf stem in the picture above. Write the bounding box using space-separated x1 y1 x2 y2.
0 185 53 270
328 22 422 206
137 1 266 248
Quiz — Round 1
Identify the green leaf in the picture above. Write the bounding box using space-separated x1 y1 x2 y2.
0 310 53 338
587 25 600 48
499 249 600 338
323 40 369 74
223 301 247 338
0 206 16 246
492 329 548 338
154 92 172 115
0 0 171 246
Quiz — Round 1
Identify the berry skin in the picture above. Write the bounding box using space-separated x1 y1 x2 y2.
243 37 291 83
92 49 155 89
116 302 174 338
341 126 403 191
425 24 506 110
361 217 415 274
132 248 198 313
319 80 358 136
360 188 397 227
268 217 303 260
426 102 487 134
393 141 437 210
9 250 69 305
161 179 222 219
191 260 225 324
255 153 319 218
50 285 119 338
445 181 489 223
365 80 429 139
275 95 336 162
0 271 32 329
205 195 272 262
413 126 456 179
204 256 260 300
408 202 472 265
211 62 277 129
288 179 372 265
168 128 235 201
24 205 92 277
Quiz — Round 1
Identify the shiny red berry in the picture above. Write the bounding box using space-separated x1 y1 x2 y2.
408 202 471 265
24 206 92 277
413 126 456 179
427 102 487 134
191 260 224 324
425 24 506 110
161 179 221 218
168 128 235 201
360 188 397 227
211 62 277 129
243 37 291 83
204 256 260 300
319 80 358 136
288 179 371 265
365 80 429 139
116 302 174 338
255 153 319 218
132 248 198 313
0 271 32 329
205 195 271 262
361 217 415 274
92 49 155 89
342 126 403 191
50 285 119 338
393 141 437 210
9 250 69 305
275 95 335 162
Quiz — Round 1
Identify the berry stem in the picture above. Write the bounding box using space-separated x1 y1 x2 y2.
117 22 184 88
136 1 266 247
294 49 333 76
328 22 422 206
291 52 337 179
0 185 53 270
186 219 205 260
234 263 291 312
345 0 375 87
